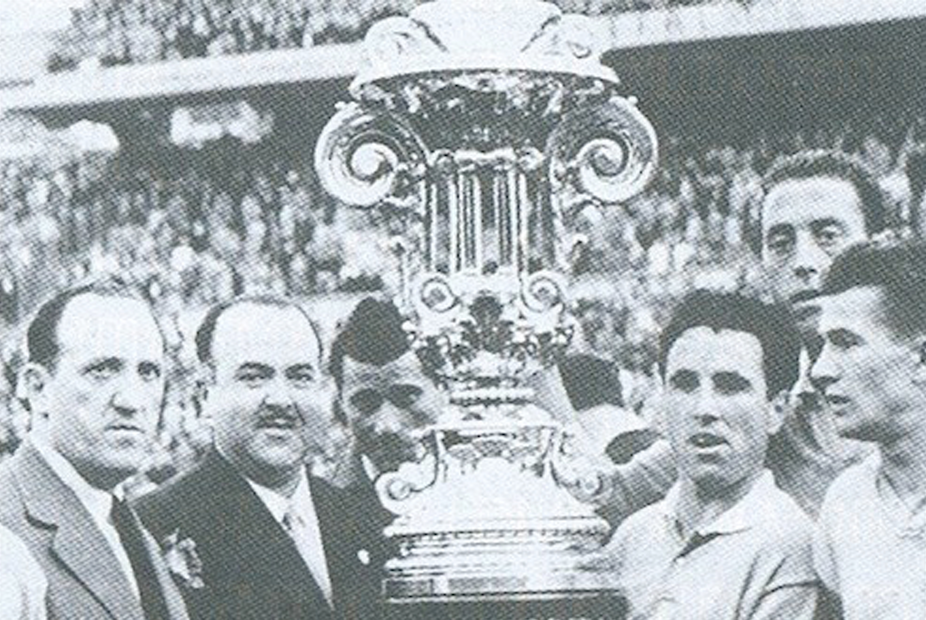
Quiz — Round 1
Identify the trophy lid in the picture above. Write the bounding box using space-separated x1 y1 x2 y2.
351 0 618 96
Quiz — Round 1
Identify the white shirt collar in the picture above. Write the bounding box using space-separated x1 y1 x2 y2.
246 468 313 524
360 454 379 483
31 436 123 523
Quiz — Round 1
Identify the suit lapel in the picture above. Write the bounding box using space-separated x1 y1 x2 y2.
313 475 391 611
15 444 144 620
204 452 329 612
141 526 190 620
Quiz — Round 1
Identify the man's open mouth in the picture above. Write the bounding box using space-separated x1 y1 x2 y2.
689 433 728 449
107 423 143 433
790 289 821 305
258 414 302 430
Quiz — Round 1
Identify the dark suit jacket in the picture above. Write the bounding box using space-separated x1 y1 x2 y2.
135 450 388 620
0 441 190 620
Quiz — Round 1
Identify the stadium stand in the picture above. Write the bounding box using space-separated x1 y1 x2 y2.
2 0 926 483
45 0 756 72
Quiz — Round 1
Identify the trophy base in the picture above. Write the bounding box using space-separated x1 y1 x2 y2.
382 590 627 620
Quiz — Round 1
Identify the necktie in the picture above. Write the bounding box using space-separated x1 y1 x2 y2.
111 497 171 620
281 504 333 608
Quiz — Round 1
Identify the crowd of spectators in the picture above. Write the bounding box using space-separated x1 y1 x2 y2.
46 0 759 72
2 111 924 468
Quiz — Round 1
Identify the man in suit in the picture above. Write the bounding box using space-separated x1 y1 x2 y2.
136 296 380 620
0 279 190 620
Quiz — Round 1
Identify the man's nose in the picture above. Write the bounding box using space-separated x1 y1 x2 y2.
810 344 838 394
793 232 828 281
262 377 297 411
371 401 414 436
692 390 721 424
111 374 157 416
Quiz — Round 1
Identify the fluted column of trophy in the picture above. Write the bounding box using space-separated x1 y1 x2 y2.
314 0 658 612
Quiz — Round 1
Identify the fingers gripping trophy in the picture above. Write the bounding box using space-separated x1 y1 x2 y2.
315 1 658 617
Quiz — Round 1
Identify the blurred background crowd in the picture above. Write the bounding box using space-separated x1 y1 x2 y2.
45 0 757 71
2 108 924 471
2 0 925 492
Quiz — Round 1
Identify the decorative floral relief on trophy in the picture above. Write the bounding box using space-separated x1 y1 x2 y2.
315 0 658 608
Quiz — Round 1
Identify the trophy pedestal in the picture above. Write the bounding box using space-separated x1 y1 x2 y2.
383 591 627 620
378 508 624 619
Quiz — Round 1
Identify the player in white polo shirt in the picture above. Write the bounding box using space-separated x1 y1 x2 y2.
811 241 926 619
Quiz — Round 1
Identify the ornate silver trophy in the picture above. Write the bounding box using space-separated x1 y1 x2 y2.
315 0 657 615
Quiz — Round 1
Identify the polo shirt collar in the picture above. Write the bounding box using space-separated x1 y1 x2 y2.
871 452 926 531
661 470 778 538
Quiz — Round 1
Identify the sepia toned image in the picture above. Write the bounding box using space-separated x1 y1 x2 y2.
0 1 925 618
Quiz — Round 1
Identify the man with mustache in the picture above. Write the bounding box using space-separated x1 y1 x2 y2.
0 279 190 620
810 242 926 619
760 150 888 515
594 291 819 619
136 297 379 619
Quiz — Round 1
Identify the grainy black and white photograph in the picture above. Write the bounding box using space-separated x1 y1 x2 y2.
0 0 924 618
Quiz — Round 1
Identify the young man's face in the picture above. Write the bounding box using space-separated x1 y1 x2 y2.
33 294 165 490
340 351 445 475
762 176 868 305
663 326 777 495
207 304 327 485
811 286 921 444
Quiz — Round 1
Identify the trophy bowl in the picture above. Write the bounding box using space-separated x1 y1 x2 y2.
315 1 658 617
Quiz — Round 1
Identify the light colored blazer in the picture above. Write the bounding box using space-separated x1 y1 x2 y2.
0 523 47 620
0 442 189 620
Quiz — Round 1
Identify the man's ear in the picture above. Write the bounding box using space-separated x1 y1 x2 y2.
193 365 215 414
18 363 50 418
766 391 788 436
912 340 926 387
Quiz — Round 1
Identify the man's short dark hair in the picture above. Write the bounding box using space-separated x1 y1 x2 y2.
328 297 412 392
27 276 152 371
761 149 888 237
658 290 801 398
194 295 321 366
822 240 926 339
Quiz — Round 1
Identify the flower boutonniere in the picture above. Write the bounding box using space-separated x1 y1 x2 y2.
162 530 205 590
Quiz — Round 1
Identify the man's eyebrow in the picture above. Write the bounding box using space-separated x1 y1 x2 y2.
810 217 846 230
285 363 316 374
765 223 794 238
713 370 750 383
824 327 861 342
235 362 274 373
82 357 123 370
712 371 754 393
668 368 697 382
